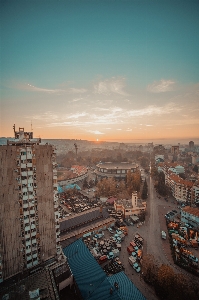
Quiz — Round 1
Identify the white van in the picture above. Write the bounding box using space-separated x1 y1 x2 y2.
161 231 166 239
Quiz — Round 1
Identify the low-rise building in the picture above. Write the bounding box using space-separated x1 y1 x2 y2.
114 192 146 218
95 162 138 180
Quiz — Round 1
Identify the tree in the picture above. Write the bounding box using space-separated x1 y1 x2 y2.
141 254 158 285
126 170 141 195
156 171 169 196
141 178 148 199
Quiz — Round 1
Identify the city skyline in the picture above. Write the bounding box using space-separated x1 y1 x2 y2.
1 0 199 141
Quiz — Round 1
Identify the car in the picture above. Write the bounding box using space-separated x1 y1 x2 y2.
107 252 114 260
98 255 108 264
189 255 198 263
108 227 114 234
133 263 141 273
131 252 137 258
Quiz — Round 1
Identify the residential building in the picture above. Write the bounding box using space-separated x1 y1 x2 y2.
189 141 194 149
0 126 61 282
171 145 179 155
57 165 88 188
192 155 199 164
181 206 199 229
192 183 199 206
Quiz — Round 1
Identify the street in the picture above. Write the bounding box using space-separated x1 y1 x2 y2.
117 173 194 300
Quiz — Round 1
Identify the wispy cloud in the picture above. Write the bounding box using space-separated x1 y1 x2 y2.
10 81 87 94
87 130 104 135
147 79 175 93
94 77 128 96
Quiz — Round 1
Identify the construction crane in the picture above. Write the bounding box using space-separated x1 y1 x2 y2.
74 143 78 158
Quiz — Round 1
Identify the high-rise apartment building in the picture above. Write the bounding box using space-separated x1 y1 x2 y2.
189 141 194 149
0 126 61 282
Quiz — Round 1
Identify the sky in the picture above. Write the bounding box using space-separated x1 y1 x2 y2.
0 0 199 142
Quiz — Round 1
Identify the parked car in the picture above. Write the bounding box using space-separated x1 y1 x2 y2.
98 255 108 264
108 227 114 234
189 255 198 263
133 263 141 273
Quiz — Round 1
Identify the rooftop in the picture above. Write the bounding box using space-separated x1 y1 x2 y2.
182 206 199 217
63 239 146 300
96 162 138 170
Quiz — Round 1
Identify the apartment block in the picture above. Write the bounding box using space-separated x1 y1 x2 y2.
0 126 61 282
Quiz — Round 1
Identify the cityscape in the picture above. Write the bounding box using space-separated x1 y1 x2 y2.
1 1 199 300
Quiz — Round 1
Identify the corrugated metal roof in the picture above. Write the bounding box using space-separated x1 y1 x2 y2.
63 239 146 300
60 208 109 233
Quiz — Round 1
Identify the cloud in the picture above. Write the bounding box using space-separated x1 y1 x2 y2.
72 97 84 102
127 102 180 117
146 124 153 126
11 81 87 94
26 84 64 93
44 102 181 128
147 79 175 93
67 112 88 119
87 130 104 135
27 111 58 121
94 77 128 96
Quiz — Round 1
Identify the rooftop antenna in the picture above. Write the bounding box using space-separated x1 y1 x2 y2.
13 124 15 134
31 120 33 131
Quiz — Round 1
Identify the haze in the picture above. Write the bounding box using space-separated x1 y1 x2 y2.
0 0 199 141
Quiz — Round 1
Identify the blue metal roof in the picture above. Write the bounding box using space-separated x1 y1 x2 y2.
63 239 146 300
57 184 81 193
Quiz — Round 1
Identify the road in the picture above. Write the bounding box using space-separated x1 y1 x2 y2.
145 175 169 265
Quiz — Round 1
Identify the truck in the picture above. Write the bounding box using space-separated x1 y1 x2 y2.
161 231 167 239
127 245 134 254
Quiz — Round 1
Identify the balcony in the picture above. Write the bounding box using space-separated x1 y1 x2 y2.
20 155 27 160
27 262 33 268
33 260 38 266
26 248 31 254
23 203 29 209
21 171 28 177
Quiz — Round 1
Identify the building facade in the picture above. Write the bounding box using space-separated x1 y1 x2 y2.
114 192 146 218
0 127 61 282
95 162 138 180
181 207 199 229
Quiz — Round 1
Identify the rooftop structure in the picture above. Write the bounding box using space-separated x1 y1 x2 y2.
60 207 115 247
63 239 146 300
114 192 146 218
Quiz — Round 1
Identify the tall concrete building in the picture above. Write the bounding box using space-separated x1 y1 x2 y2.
0 126 61 283
189 140 194 149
